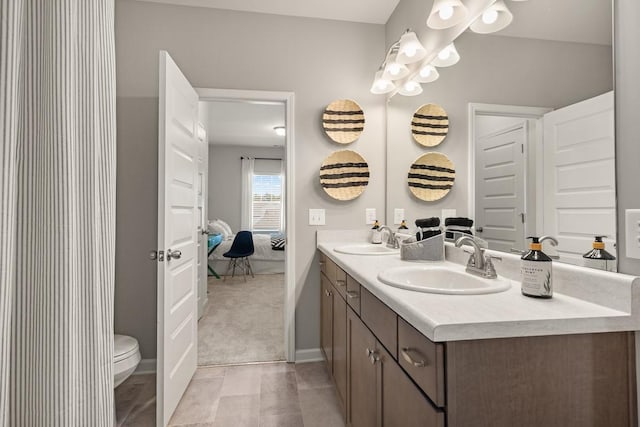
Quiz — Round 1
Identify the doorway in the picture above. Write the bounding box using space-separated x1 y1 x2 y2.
468 103 552 253
197 96 290 366
196 88 295 367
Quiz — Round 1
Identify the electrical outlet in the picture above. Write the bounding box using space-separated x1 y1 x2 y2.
394 209 405 225
365 208 377 225
625 209 640 259
309 209 325 226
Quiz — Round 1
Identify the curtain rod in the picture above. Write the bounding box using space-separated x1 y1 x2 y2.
241 156 282 161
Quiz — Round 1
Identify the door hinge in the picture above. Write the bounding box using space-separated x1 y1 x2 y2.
520 213 526 223
521 143 524 154
150 250 165 262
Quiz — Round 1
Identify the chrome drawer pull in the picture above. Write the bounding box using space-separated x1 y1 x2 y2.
401 347 426 368
366 348 379 365
336 279 346 287
325 290 332 297
346 291 359 299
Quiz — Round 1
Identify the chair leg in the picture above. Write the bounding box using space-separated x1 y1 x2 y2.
246 258 254 278
231 258 237 279
224 259 233 281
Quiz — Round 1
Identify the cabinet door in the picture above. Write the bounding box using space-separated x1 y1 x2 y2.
379 344 445 427
321 273 333 371
347 308 377 427
333 288 347 415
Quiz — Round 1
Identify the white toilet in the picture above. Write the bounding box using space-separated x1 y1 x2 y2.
114 334 141 388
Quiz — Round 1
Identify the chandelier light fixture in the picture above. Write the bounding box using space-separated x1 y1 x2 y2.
415 64 440 83
427 0 469 29
397 30 428 64
470 0 514 34
431 42 460 67
370 68 397 95
398 80 424 97
370 1 524 97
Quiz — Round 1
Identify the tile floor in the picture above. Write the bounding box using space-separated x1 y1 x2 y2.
115 361 345 427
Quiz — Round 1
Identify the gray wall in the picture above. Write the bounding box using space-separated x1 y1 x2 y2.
208 145 284 232
114 0 386 358
615 0 640 276
384 0 612 227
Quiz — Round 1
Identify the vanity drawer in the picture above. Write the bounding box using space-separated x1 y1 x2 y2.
334 267 347 300
325 256 337 285
319 252 327 275
360 287 397 359
398 317 445 407
345 275 361 315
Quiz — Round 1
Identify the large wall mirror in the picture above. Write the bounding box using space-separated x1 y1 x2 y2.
385 0 616 269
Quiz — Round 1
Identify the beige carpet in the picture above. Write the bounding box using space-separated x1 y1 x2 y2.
198 274 285 366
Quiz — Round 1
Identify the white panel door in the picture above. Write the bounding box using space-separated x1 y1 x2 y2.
196 123 208 319
157 51 199 426
475 123 527 253
543 91 615 265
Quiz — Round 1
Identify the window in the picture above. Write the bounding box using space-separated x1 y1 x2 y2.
251 174 283 232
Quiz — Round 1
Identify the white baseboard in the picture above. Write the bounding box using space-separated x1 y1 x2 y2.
133 358 156 375
295 348 324 363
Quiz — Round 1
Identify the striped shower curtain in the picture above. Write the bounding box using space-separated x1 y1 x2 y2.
0 0 117 425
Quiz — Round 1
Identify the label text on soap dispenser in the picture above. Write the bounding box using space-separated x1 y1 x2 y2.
521 261 553 297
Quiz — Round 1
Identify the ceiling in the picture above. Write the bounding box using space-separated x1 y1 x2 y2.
135 0 400 24
200 100 286 147
494 0 612 46
137 0 611 45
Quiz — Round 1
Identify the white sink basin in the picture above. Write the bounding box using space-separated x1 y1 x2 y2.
377 264 512 295
334 244 399 256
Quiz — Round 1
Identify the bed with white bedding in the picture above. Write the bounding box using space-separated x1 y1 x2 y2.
207 222 285 274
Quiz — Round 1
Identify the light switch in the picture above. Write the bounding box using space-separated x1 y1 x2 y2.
365 208 376 225
625 209 640 259
394 209 405 225
309 209 325 226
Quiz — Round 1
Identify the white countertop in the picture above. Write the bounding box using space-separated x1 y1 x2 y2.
317 230 640 342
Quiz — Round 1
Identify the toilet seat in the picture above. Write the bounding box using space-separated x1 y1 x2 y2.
114 334 139 363
114 334 141 388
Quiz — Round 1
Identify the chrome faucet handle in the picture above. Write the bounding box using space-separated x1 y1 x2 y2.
484 256 499 279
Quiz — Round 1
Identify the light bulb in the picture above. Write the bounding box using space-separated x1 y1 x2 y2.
388 63 401 76
420 67 432 79
438 48 451 60
376 80 391 91
405 81 418 91
404 46 417 58
438 5 454 20
482 9 498 24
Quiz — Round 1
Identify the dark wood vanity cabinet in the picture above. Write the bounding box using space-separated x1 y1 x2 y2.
347 307 444 427
319 254 348 416
320 272 333 368
319 251 637 427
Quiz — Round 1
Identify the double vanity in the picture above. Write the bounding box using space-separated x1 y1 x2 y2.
317 230 640 427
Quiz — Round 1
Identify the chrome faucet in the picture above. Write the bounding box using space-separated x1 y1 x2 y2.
378 226 399 249
455 236 501 279
539 235 560 259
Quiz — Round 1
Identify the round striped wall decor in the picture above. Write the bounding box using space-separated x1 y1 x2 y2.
408 152 455 201
411 104 449 147
322 99 365 144
320 150 369 201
